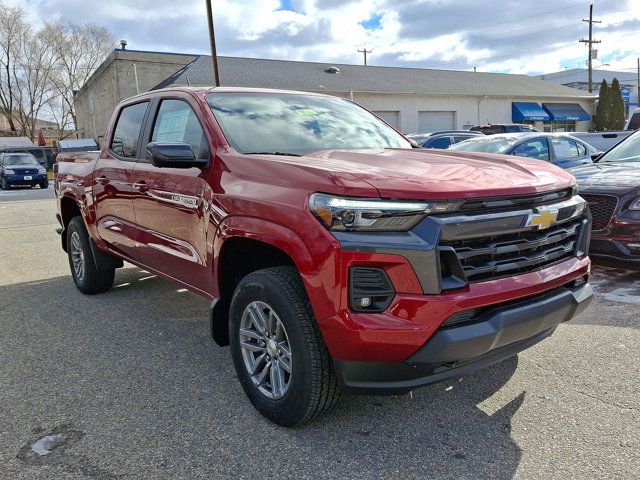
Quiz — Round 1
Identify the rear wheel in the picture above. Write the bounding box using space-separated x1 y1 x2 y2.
67 217 115 294
229 266 340 427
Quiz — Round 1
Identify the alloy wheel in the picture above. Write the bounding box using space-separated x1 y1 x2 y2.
70 231 85 282
239 301 292 400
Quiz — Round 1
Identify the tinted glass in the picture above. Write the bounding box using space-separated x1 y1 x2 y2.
152 99 208 159
111 102 148 158
449 136 519 153
513 139 550 161
3 153 39 165
599 131 640 163
206 92 411 155
628 113 640 130
426 137 451 148
551 138 581 158
452 135 476 143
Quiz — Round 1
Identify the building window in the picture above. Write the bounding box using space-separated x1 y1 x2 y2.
543 121 576 133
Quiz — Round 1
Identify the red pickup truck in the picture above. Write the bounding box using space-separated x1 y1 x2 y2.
55 87 593 426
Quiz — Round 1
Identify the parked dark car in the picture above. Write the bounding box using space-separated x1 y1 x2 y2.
406 131 483 149
470 124 539 135
0 152 49 189
569 130 640 263
450 133 596 169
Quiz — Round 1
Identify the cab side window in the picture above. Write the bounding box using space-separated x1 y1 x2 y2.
551 138 582 159
110 102 149 158
151 99 209 159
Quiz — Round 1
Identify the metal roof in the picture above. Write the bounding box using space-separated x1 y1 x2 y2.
0 137 36 148
152 56 595 99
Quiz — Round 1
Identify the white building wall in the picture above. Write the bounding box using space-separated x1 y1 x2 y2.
343 93 594 133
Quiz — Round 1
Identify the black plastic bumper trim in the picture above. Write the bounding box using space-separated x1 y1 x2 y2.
333 282 593 395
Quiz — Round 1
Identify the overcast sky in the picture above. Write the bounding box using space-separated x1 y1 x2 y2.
19 0 640 76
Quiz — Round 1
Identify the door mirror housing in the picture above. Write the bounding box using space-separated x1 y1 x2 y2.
591 152 603 161
146 142 209 169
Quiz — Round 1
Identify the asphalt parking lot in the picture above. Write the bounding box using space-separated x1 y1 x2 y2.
1 187 638 480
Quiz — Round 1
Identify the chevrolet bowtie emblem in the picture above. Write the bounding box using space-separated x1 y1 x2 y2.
525 208 559 230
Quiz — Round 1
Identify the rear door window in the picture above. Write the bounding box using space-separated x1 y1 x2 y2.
110 102 149 158
513 139 550 161
551 138 581 159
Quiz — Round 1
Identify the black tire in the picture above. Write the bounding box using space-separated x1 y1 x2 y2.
66 216 115 294
229 266 340 427
0 177 8 190
39 180 48 189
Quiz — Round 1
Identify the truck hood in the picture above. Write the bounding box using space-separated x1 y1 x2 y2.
569 161 640 194
301 148 574 199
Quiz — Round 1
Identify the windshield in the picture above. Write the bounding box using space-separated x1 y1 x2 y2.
599 131 640 163
449 136 520 153
206 92 412 155
3 154 39 165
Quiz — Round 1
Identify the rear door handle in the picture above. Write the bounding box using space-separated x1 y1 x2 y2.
96 175 109 185
134 180 150 193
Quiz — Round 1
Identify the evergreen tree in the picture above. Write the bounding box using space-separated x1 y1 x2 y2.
609 78 626 130
593 79 609 131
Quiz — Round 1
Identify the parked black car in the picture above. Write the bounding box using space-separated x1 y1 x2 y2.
569 130 640 263
0 152 49 189
449 133 597 169
406 130 483 149
470 124 539 135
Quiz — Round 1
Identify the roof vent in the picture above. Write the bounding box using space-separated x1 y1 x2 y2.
325 66 341 74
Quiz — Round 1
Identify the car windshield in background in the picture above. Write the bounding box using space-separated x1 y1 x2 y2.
449 136 520 153
206 92 412 155
4 154 39 165
599 131 640 163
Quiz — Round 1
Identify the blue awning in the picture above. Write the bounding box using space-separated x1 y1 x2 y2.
542 103 591 121
512 102 550 122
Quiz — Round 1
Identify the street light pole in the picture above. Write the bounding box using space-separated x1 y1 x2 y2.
205 0 221 87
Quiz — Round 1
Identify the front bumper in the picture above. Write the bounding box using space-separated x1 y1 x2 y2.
589 215 640 262
3 173 47 185
335 282 593 394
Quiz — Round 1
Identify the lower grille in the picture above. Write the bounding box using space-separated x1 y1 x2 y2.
442 220 582 283
581 194 617 231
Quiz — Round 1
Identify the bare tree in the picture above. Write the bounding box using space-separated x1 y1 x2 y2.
0 3 30 134
47 21 115 138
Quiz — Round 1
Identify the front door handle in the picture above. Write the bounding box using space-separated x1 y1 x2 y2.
96 175 109 185
134 180 150 193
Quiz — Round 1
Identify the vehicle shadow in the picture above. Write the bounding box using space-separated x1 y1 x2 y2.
1 267 524 479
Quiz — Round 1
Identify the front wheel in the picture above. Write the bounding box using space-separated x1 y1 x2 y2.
66 217 115 294
229 266 340 427
39 180 48 189
0 177 8 190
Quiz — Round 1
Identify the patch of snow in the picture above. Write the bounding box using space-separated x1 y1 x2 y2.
30 433 67 456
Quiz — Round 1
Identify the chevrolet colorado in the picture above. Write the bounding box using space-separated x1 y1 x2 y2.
55 87 593 426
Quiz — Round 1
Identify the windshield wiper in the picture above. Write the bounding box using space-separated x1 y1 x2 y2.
244 151 302 157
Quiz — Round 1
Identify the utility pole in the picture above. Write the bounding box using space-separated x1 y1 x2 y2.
357 48 372 66
205 0 221 86
579 3 601 93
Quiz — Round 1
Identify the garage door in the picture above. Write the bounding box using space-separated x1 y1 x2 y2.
373 111 400 129
418 111 456 133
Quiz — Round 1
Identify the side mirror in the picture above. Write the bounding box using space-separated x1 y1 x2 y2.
146 142 209 169
591 152 603 161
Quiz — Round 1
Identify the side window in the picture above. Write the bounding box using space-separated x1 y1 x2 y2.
513 139 550 161
575 141 587 156
629 113 640 130
453 135 473 143
426 137 451 148
110 102 149 158
551 138 580 158
151 99 209 159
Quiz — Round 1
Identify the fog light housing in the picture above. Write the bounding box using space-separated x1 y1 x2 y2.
349 267 395 313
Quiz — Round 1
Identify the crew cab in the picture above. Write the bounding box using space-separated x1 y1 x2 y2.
55 87 593 427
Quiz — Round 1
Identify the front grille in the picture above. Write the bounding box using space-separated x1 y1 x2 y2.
589 239 618 254
581 194 617 231
442 220 582 282
13 169 38 175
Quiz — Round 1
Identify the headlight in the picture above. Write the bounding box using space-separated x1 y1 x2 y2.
629 197 640 211
309 193 459 231
38 167 46 174
4 169 14 174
